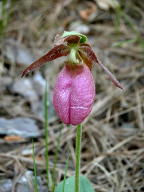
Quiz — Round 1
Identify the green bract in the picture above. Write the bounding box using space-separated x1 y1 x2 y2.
62 31 87 43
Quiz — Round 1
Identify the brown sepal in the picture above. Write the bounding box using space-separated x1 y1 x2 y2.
64 35 80 44
53 34 80 46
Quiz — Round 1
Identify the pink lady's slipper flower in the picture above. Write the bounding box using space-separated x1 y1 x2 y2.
53 64 95 125
22 31 123 125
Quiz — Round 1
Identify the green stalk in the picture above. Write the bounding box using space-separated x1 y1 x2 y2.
44 80 49 188
52 126 62 192
75 124 82 192
32 139 39 192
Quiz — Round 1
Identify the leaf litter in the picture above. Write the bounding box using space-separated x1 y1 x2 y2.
0 0 144 191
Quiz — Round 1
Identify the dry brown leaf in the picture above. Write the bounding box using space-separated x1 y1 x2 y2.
4 135 25 142
79 2 97 21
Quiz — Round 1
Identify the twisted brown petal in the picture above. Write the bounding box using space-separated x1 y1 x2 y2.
80 45 123 89
21 44 69 77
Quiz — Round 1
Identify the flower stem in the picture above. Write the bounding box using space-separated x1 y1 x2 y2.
75 124 82 192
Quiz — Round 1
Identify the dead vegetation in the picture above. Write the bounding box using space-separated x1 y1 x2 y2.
0 0 144 191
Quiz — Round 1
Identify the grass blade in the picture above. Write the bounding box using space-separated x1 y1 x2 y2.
43 80 49 188
62 152 70 192
52 126 63 191
32 139 39 192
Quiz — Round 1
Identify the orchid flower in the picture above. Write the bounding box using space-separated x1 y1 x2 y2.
22 31 123 125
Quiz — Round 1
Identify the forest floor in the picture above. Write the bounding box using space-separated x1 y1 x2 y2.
0 0 144 191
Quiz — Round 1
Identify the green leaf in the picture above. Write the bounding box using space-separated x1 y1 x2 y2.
54 175 95 192
62 31 87 43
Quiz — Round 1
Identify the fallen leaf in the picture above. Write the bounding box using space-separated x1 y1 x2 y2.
4 135 25 142
79 2 97 21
